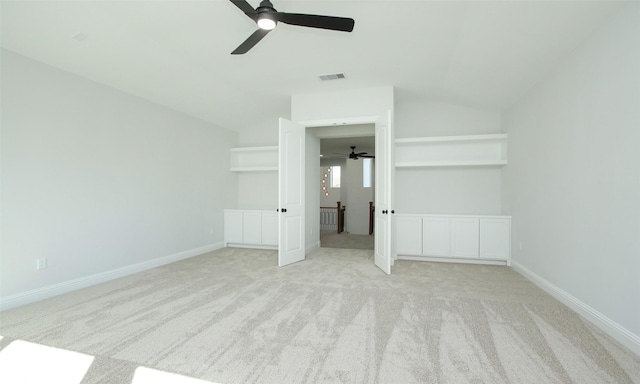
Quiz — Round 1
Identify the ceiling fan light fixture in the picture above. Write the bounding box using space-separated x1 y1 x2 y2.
257 14 277 30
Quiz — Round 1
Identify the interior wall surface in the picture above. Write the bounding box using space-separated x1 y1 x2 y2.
291 86 394 123
394 101 504 215
345 159 374 235
0 50 238 301
305 132 320 251
502 3 640 353
319 159 345 208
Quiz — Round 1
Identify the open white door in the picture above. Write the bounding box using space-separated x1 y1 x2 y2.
374 111 394 274
278 118 305 267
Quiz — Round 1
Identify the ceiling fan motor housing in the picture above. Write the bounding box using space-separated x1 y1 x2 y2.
230 0 355 54
256 0 277 29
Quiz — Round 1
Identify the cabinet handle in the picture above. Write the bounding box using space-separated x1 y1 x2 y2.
281 208 287 213
382 210 388 214
391 210 395 214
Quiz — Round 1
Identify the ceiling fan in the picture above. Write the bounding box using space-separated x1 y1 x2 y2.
333 146 375 160
229 0 355 54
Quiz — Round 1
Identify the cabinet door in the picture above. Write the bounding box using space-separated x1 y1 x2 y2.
395 216 422 255
242 212 262 245
422 217 450 257
480 218 510 260
224 211 243 244
261 212 278 246
450 218 479 258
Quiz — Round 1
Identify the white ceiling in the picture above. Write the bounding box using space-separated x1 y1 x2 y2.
321 135 375 158
1 1 625 133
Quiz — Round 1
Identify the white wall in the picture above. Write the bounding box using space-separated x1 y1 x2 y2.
237 172 278 210
394 101 504 214
235 120 280 210
395 101 502 138
502 4 640 354
345 160 374 235
292 86 394 123
305 132 320 251
0 50 238 303
319 159 346 207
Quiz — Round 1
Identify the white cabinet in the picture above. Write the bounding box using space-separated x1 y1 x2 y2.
224 211 243 244
395 134 507 168
395 216 423 255
422 217 450 256
396 214 510 265
242 211 262 245
261 212 278 246
224 210 278 249
230 146 278 172
450 218 479 258
479 218 511 260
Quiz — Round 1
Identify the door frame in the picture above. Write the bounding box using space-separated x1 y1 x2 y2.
292 113 395 266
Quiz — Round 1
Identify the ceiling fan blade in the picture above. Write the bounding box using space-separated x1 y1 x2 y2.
230 0 257 18
275 12 354 32
231 29 270 54
355 152 368 156
360 155 375 158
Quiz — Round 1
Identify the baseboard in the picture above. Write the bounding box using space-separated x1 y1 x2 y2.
225 243 277 250
511 260 640 357
398 255 508 266
0 242 224 311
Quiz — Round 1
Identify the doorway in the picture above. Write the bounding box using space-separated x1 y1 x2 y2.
318 134 375 251
279 112 393 274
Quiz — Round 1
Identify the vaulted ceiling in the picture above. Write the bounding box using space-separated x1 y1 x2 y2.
1 1 625 133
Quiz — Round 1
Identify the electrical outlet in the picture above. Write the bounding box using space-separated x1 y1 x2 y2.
36 258 47 270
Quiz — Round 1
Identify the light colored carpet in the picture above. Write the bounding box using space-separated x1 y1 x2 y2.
320 231 374 250
1 247 639 383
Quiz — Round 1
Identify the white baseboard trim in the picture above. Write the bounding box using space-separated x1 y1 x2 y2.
225 243 277 250
398 255 508 266
511 260 640 357
0 242 224 311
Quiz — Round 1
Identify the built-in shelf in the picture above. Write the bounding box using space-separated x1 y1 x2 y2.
395 134 507 168
230 146 278 172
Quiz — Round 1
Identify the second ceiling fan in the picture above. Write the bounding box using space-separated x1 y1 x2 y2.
230 0 355 54
333 146 374 160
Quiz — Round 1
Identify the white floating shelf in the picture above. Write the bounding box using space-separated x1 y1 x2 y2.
230 166 278 172
395 134 507 168
395 133 507 144
396 160 508 168
230 146 278 172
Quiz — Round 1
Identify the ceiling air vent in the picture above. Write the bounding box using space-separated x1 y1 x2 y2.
318 73 346 81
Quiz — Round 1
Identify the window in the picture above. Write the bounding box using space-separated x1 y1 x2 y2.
363 158 373 188
330 166 341 188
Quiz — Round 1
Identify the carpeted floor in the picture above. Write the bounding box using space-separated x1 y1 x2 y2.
320 231 374 250
1 247 639 383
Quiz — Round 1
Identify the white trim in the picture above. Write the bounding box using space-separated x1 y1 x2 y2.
395 134 507 143
225 244 277 250
298 116 380 128
230 146 278 152
0 242 224 311
511 260 640 357
398 255 508 266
